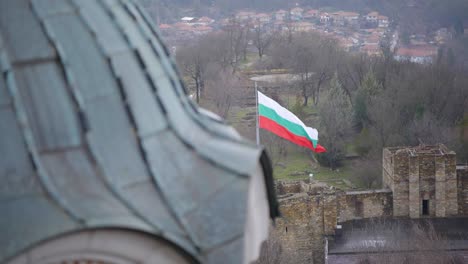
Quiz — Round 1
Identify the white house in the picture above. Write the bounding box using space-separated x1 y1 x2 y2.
378 15 389 28
394 46 438 64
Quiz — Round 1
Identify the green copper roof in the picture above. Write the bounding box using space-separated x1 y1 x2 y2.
0 0 278 263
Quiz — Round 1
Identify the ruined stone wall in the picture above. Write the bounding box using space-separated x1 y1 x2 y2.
383 148 396 191
445 153 458 216
276 193 327 264
337 189 393 223
276 180 329 195
458 166 468 215
383 145 458 218
276 181 303 195
419 155 437 216
276 182 393 264
392 150 410 217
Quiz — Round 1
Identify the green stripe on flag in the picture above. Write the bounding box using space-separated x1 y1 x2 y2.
259 104 317 147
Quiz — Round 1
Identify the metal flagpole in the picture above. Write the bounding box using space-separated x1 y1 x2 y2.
255 81 260 146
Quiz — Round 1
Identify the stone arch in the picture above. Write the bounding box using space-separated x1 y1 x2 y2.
7 229 195 264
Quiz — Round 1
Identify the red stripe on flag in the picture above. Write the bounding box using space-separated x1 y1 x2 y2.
259 116 326 153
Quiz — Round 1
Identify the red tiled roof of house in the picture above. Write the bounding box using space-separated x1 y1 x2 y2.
193 25 213 32
366 34 381 43
362 43 380 52
173 22 193 31
159 24 171 29
396 46 438 57
340 11 360 17
198 16 213 22
255 13 270 18
237 11 256 16
291 7 304 12
306 9 319 15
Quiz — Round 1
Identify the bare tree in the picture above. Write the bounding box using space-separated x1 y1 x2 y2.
176 40 212 103
252 24 273 59
222 17 249 70
260 130 288 166
349 158 381 189
289 34 316 106
203 69 241 119
284 33 339 106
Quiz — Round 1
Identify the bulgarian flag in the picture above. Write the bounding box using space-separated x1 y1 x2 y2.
258 91 326 153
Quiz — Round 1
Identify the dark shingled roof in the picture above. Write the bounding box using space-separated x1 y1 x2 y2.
0 0 278 263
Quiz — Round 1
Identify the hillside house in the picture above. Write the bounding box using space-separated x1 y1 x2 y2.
236 11 255 22
361 43 381 56
290 7 304 20
254 13 271 24
342 11 360 24
333 11 360 26
378 15 389 28
159 24 172 30
303 9 319 20
338 37 358 51
192 25 213 35
196 16 214 26
291 22 314 32
394 45 438 64
320 13 331 24
366 11 379 22
181 16 196 24
275 9 288 21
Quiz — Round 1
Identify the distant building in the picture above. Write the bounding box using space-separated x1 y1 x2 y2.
342 11 360 24
196 16 215 26
290 7 304 20
254 13 271 24
159 23 172 30
235 11 256 21
320 12 331 24
383 145 460 218
291 22 314 32
366 11 379 23
275 9 288 21
332 11 360 26
173 22 193 31
378 15 389 28
192 25 213 35
434 28 452 44
181 16 196 24
303 9 319 20
361 43 381 56
275 144 468 263
364 33 381 45
338 37 358 51
394 45 438 64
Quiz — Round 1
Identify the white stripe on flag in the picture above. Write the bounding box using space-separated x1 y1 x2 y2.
258 91 318 140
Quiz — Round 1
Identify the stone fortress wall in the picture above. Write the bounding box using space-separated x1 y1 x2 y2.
383 145 458 218
274 144 468 264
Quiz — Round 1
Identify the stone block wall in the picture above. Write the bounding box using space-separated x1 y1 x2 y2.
458 166 468 215
382 145 458 218
276 193 327 264
274 145 465 264
276 182 393 264
337 189 393 223
392 150 409 216
446 153 458 215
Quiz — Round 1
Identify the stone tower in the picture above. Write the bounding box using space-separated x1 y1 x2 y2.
383 144 458 218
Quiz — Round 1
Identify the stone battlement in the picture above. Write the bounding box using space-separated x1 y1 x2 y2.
274 144 468 264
